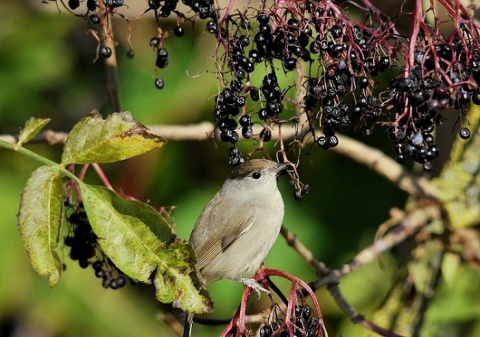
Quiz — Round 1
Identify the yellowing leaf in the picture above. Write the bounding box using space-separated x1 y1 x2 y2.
441 252 461 288
61 111 166 164
16 118 51 148
432 104 480 228
17 165 64 287
79 184 212 314
153 240 212 313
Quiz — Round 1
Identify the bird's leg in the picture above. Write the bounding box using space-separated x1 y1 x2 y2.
240 278 270 299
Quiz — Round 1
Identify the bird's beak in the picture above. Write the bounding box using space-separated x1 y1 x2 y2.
275 162 290 176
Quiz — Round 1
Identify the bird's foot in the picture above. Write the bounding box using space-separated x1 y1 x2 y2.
240 278 269 299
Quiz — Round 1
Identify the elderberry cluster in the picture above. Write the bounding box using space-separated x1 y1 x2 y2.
92 259 128 289
205 1 480 171
65 208 98 269
148 0 219 88
65 206 129 289
385 32 480 170
59 0 480 171
202 4 399 165
303 19 396 149
260 305 320 337
209 10 318 164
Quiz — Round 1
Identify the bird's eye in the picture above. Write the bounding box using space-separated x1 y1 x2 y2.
251 171 262 179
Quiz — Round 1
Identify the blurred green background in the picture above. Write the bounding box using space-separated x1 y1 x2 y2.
2 1 479 337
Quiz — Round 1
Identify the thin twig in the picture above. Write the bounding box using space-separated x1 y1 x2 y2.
1 121 437 199
280 225 403 337
311 204 441 289
280 225 330 278
156 310 185 337
98 2 122 112
2 126 439 214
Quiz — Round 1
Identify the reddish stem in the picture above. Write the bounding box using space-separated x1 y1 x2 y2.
405 0 423 77
91 163 114 189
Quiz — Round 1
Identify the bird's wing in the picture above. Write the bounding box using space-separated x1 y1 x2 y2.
194 198 254 270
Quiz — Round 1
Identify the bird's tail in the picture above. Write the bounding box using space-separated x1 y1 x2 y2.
183 312 194 337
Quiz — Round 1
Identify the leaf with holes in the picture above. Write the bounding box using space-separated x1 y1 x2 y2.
61 111 166 164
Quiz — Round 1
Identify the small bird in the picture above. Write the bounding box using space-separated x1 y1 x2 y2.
184 159 288 337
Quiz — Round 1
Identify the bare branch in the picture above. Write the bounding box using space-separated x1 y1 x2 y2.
0 121 438 199
312 204 442 289
333 134 440 199
148 122 215 140
280 225 403 337
280 225 330 277
280 203 443 337
98 2 122 112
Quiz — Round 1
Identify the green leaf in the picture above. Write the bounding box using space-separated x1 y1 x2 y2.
16 117 51 148
61 111 166 164
79 184 212 314
17 165 64 287
102 191 175 243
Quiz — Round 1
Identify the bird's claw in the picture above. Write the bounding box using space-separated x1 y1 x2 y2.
240 278 269 299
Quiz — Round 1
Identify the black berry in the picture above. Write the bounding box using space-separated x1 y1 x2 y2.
100 47 112 58
174 26 185 37
155 78 165 89
459 127 470 139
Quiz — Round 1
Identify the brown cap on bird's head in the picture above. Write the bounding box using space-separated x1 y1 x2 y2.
228 159 289 180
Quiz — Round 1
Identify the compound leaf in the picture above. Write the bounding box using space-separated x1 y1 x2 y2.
61 111 165 164
17 165 64 287
79 184 212 314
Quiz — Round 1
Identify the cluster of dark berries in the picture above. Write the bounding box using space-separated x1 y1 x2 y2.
293 183 310 201
228 146 244 166
384 28 480 169
147 0 220 88
301 14 397 150
199 3 400 167
148 0 179 18
260 305 320 337
214 80 245 143
208 10 309 164
103 0 124 9
207 0 480 171
92 259 127 289
66 0 101 25
58 0 480 172
65 208 98 269
65 206 129 290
